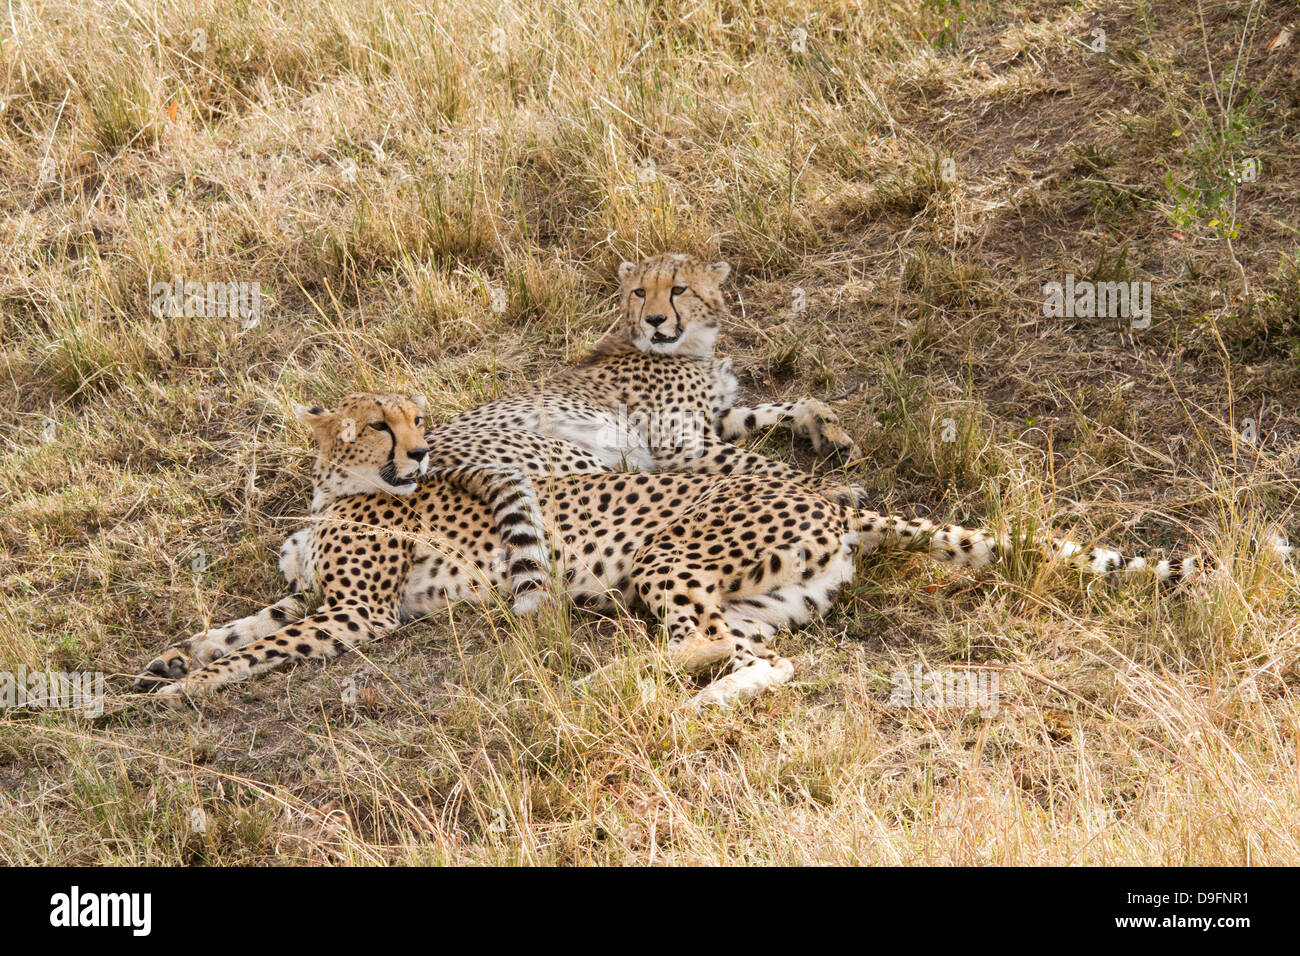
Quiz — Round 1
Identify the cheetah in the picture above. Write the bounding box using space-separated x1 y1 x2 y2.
310 252 865 610
140 253 866 684
399 252 867 608
444 252 861 474
133 393 1231 707
132 396 603 690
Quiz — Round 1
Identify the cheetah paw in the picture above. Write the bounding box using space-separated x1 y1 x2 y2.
793 400 860 460
686 657 794 709
511 588 554 616
812 421 860 460
827 483 869 508
131 646 194 693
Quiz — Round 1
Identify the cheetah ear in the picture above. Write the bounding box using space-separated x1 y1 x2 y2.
706 260 732 285
295 404 334 430
410 394 427 411
617 260 637 283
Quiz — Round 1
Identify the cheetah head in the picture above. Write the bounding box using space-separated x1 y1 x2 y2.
617 253 731 358
295 393 430 508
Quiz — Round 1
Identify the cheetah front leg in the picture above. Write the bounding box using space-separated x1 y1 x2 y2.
132 592 310 691
152 600 397 701
134 529 317 691
717 399 860 460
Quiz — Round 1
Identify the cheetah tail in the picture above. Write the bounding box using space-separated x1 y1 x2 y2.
848 510 1281 583
430 462 553 614
1046 526 1292 579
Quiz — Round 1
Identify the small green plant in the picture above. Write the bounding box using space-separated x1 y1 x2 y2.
921 0 966 50
1164 96 1260 243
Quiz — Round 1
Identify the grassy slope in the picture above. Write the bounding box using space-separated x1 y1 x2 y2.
0 0 1298 864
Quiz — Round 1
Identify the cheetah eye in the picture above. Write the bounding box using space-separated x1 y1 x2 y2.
671 286 686 296
414 416 423 427
367 421 386 431
633 289 646 298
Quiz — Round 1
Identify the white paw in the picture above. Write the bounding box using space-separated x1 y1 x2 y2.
510 587 555 616
793 401 859 458
151 683 188 708
687 657 793 709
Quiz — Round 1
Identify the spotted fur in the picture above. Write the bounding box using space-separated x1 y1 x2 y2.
134 394 1262 706
130 396 946 705
443 252 860 485
133 393 864 702
263 253 860 620
406 255 860 611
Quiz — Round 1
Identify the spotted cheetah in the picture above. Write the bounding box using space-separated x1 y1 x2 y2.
445 252 860 472
133 395 604 690
133 393 1231 707
139 254 865 685
404 252 866 607
316 252 863 607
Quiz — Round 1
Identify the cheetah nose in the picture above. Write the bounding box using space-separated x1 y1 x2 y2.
408 446 429 462
646 314 667 327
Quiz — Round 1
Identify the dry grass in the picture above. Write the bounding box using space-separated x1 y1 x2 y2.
1 0 1299 865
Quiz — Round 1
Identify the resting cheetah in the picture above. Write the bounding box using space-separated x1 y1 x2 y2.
396 253 863 604
319 254 861 603
446 253 860 471
141 253 865 684
134 394 1226 706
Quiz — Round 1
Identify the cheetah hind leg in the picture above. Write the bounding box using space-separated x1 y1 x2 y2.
685 544 857 709
656 595 795 710
574 600 795 710
570 614 729 694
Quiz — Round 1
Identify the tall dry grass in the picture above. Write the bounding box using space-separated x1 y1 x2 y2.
0 0 1297 864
